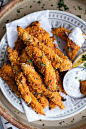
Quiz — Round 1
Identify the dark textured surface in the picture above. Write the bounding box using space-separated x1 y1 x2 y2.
0 115 4 129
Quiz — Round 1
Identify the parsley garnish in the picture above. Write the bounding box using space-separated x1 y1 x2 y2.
82 54 86 61
76 15 81 18
37 1 41 4
84 63 86 68
78 6 82 10
26 49 29 51
27 59 32 63
57 0 69 11
68 47 71 51
42 124 45 126
35 93 39 95
49 87 51 89
25 41 27 43
71 118 74 122
14 66 16 68
50 80 52 82
75 77 78 79
39 60 45 66
22 85 24 87
78 79 81 82
41 52 44 58
82 116 86 118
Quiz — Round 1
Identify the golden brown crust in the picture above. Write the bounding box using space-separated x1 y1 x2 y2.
80 80 86 95
65 38 80 60
51 27 71 41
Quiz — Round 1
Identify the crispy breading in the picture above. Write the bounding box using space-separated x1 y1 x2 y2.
24 46 57 91
65 38 80 60
7 46 21 74
25 21 56 48
14 38 26 55
17 27 72 71
15 72 31 104
7 47 46 114
28 85 49 108
19 50 34 66
80 80 86 95
0 63 21 97
55 70 66 94
15 72 45 115
21 63 65 109
51 27 71 41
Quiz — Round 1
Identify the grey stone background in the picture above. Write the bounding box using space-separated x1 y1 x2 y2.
0 116 4 129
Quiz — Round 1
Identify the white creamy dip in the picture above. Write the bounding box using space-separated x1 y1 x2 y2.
63 67 86 98
68 27 85 47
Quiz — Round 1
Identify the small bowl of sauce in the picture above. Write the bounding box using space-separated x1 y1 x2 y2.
63 67 86 99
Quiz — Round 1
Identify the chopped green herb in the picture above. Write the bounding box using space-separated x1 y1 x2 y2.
35 93 39 95
5 20 9 23
49 87 51 89
14 111 16 112
42 124 45 126
41 52 44 57
76 15 81 18
41 94 43 97
37 99 39 102
75 77 78 79
37 1 41 4
27 105 30 107
51 4 53 6
84 63 86 68
50 80 52 82
30 5 32 8
71 118 74 122
41 63 45 66
16 14 19 16
68 47 71 51
82 54 86 61
78 6 82 10
25 41 27 43
57 0 69 11
59 122 62 125
17 9 20 13
26 49 29 51
27 59 32 63
43 4 45 6
33 1 36 2
59 41 60 43
81 69 84 71
22 85 24 87
28 38 31 40
78 79 81 82
14 67 16 68
64 5 69 10
73 6 75 8
57 86 59 89
39 60 42 64
39 119 41 121
82 116 86 118
17 112 20 114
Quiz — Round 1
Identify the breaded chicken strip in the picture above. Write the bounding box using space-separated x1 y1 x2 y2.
28 85 49 108
0 63 21 97
80 80 86 95
55 70 66 94
17 27 72 71
52 27 86 60
19 50 34 66
14 38 26 55
15 72 31 104
24 46 57 91
51 27 71 41
65 38 81 60
7 47 47 113
21 63 65 109
15 72 45 115
25 21 56 49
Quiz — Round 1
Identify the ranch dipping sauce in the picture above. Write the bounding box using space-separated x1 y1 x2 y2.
68 27 85 47
63 67 86 98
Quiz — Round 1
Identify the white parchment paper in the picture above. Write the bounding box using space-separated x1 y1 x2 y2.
6 10 74 122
